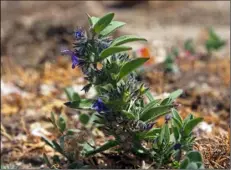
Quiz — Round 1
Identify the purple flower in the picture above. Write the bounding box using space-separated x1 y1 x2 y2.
144 122 156 131
165 114 172 124
92 98 109 113
61 50 79 69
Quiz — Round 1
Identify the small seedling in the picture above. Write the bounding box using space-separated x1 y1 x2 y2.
163 47 179 73
205 27 226 54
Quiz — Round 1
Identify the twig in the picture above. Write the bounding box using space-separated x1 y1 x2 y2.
210 160 224 169
1 123 13 141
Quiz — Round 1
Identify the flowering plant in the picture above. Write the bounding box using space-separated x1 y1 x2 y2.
42 13 204 169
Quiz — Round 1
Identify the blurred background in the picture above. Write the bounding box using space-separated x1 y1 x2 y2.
1 1 230 169
1 1 230 66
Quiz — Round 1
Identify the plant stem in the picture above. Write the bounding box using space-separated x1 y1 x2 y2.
85 140 119 157
157 155 163 169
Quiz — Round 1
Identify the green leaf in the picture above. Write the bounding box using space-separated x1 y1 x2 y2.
52 140 64 154
81 141 95 153
186 162 198 169
43 153 52 168
205 28 226 52
169 89 183 100
161 97 172 105
99 46 132 61
111 35 147 46
50 112 55 123
90 16 124 38
186 151 203 162
50 112 57 128
90 16 99 26
64 87 80 101
188 136 197 144
41 136 55 149
140 128 161 139
183 114 194 125
72 94 80 102
173 126 180 141
172 108 182 123
58 116 66 133
85 140 119 157
64 99 93 109
184 39 195 53
93 13 114 34
100 21 126 37
121 110 136 120
59 136 65 151
183 117 203 136
208 28 219 40
118 58 149 81
140 99 161 116
159 124 167 144
93 120 105 125
82 84 92 93
140 105 172 122
145 90 154 102
172 47 179 57
172 117 182 130
139 83 149 95
89 113 105 126
79 113 90 125
79 99 93 108
64 100 80 108
161 89 183 105
87 112 102 124
106 99 126 111
180 158 190 169
64 87 74 101
196 162 204 169
164 124 170 143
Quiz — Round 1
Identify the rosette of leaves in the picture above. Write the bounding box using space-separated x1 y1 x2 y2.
44 12 203 169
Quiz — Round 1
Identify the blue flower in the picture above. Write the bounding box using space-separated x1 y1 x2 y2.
174 143 181 150
75 29 84 39
75 31 82 38
61 50 79 69
92 98 109 113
